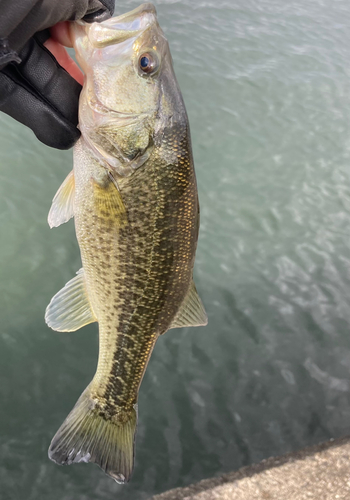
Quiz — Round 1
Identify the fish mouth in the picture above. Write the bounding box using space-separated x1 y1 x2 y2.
84 3 157 49
103 3 156 28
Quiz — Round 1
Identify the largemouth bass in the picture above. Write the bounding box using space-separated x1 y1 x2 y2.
45 3 207 484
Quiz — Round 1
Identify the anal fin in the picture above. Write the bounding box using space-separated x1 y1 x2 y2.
45 268 96 332
169 281 208 331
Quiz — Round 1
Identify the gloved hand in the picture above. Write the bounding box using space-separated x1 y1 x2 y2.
0 0 115 149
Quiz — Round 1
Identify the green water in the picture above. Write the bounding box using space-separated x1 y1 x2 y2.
1 0 350 498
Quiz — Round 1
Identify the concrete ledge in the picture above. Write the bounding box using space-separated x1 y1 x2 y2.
150 436 350 499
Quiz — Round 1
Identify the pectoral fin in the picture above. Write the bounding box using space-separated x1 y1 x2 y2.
45 268 96 332
92 173 127 225
48 170 75 228
169 281 208 330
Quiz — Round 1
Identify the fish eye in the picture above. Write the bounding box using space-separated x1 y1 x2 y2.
138 51 159 75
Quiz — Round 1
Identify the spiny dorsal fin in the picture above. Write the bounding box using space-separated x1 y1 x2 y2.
169 281 208 331
45 268 96 332
48 170 75 228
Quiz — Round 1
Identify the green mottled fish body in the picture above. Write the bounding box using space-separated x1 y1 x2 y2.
45 3 207 484
74 124 198 406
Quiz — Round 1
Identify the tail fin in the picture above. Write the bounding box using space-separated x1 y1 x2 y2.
48 387 137 484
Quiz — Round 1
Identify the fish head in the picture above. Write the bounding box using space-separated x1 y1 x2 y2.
71 3 186 175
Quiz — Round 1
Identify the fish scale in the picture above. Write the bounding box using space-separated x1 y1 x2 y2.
45 3 207 484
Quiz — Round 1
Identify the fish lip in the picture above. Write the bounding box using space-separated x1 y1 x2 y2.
76 3 158 49
104 2 157 24
75 2 156 26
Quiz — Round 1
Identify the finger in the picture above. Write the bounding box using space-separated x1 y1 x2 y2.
0 36 82 149
50 22 74 48
44 38 84 85
4 1 114 55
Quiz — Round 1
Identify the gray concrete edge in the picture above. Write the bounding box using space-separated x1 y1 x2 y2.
150 435 350 499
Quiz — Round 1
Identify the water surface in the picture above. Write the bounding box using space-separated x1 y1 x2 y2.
1 0 350 498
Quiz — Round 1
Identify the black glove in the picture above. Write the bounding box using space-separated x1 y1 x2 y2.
0 0 115 149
